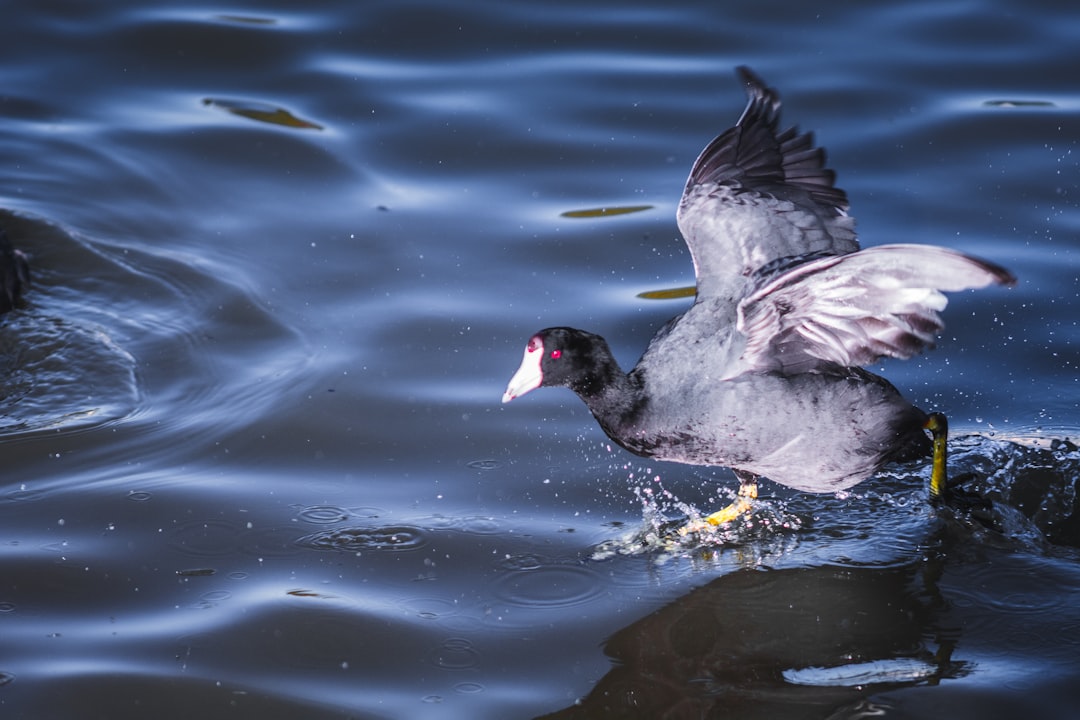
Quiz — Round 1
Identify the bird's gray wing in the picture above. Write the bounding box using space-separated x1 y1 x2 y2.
676 66 858 304
736 244 1017 374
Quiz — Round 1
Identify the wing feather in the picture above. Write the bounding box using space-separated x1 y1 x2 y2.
676 67 857 302
737 244 1016 372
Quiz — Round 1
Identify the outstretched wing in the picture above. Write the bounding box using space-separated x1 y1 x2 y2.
676 66 858 304
737 244 1017 374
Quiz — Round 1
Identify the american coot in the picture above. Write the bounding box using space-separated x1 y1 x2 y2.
502 67 1015 528
0 227 29 313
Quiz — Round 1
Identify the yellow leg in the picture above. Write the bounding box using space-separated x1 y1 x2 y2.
924 412 948 502
679 472 758 535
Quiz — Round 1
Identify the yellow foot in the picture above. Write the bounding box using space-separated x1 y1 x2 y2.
678 474 758 536
924 412 949 502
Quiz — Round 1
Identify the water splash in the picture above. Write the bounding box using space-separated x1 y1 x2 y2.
592 473 803 561
941 434 1080 550
591 432 1080 565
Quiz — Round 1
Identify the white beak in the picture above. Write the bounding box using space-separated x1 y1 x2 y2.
502 343 543 403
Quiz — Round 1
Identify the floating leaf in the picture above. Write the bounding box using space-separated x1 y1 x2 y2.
561 205 653 219
983 99 1055 108
216 14 277 25
637 286 696 300
203 98 323 130
287 588 321 598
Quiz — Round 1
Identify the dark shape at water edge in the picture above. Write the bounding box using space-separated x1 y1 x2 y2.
0 226 30 313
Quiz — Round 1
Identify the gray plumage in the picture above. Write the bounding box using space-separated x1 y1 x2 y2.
504 67 1014 493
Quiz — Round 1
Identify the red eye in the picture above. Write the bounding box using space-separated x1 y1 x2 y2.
550 349 561 359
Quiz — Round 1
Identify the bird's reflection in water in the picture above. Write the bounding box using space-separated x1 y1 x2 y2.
544 433 1080 719
539 549 966 720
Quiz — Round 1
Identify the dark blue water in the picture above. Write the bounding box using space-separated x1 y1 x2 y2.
2 1 1079 718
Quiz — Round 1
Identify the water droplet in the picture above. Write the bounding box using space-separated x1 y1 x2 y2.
428 637 480 669
297 525 429 553
489 564 603 608
297 505 350 524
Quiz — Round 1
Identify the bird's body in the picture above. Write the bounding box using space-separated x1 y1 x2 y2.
503 68 1013 499
528 325 927 494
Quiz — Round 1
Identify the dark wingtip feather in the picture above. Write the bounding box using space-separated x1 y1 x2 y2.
988 260 1018 287
957 250 1017 288
735 66 772 102
682 67 849 214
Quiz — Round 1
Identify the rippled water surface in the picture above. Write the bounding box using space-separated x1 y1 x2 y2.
2 1 1079 718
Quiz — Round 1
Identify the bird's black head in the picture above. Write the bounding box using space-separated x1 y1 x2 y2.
502 327 615 403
